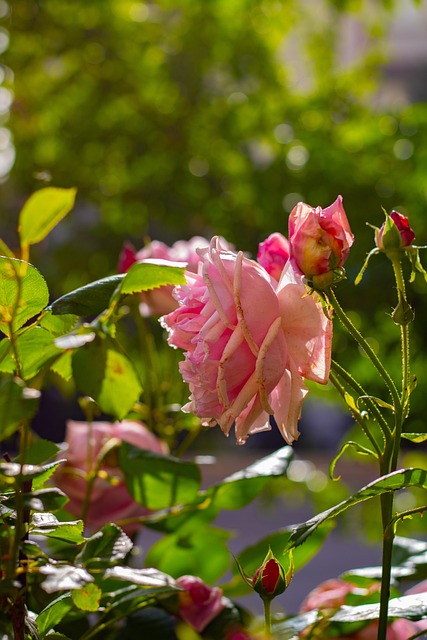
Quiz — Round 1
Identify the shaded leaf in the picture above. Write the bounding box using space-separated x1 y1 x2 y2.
145 525 230 584
75 523 132 568
207 446 293 510
2 487 68 512
20 438 61 465
0 257 49 336
49 275 124 316
39 311 78 336
0 377 40 442
121 444 201 510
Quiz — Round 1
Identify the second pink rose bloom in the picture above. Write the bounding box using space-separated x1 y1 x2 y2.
162 237 332 445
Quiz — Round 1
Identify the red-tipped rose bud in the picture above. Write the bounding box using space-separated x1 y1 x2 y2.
252 550 290 601
376 210 415 254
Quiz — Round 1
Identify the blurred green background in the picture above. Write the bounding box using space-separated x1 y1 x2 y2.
2 0 427 431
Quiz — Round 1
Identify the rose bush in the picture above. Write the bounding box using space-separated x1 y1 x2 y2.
162 237 331 444
55 420 167 533
288 196 353 279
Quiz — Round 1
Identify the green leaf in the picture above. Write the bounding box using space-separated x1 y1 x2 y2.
329 441 377 480
0 378 40 442
49 275 124 316
72 339 142 420
40 563 93 594
20 438 61 465
145 525 230 583
0 257 49 337
330 592 427 623
401 432 427 443
119 261 186 295
39 310 78 336
207 446 293 510
0 459 64 481
120 443 201 510
50 351 73 381
0 338 15 373
36 593 74 637
30 513 86 544
71 582 102 612
19 187 77 247
104 566 178 589
75 523 132 568
2 487 68 512
285 468 427 551
15 326 61 379
272 611 320 640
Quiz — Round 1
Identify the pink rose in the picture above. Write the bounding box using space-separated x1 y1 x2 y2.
176 575 225 632
300 579 425 640
376 210 415 252
257 232 290 281
162 237 331 445
288 196 354 278
55 420 168 533
118 236 233 316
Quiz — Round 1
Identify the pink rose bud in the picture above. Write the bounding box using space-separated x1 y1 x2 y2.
257 233 290 281
161 237 332 445
55 420 168 534
176 575 225 632
288 195 354 279
253 555 287 601
376 210 415 253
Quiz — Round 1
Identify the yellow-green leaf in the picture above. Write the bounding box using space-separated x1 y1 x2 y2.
19 187 77 247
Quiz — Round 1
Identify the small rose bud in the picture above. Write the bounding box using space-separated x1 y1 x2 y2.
252 551 289 601
376 211 415 254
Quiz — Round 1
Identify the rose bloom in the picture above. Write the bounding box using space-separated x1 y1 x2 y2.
176 575 225 632
257 232 290 281
162 237 331 445
55 420 168 533
300 578 427 640
289 195 354 279
118 236 233 316
376 210 415 251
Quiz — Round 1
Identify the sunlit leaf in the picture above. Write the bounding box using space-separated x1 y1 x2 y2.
19 187 77 246
330 592 427 623
30 513 86 544
15 326 62 379
119 261 186 295
401 432 427 443
104 566 178 589
39 310 78 336
0 257 49 336
36 593 74 637
72 339 142 419
40 564 93 594
71 582 102 612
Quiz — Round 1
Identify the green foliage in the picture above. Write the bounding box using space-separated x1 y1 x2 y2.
19 187 77 248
